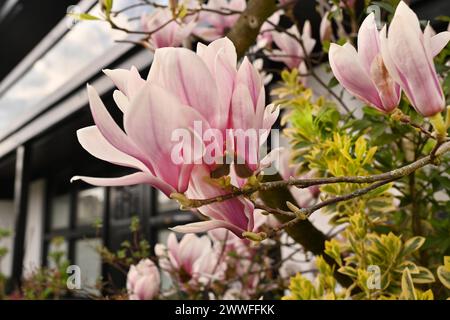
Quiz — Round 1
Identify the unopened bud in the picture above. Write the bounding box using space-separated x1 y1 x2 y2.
242 231 267 242
429 113 447 141
286 201 308 220
170 192 192 208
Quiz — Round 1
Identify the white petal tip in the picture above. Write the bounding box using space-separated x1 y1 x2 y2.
70 176 80 183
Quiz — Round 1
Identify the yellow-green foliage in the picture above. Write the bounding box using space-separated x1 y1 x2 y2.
283 256 343 300
437 256 450 290
275 74 443 300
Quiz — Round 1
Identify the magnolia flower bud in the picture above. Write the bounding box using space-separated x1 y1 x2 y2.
127 259 160 300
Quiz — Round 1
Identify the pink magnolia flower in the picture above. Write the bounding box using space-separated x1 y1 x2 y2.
380 1 450 117
194 0 246 41
271 21 316 69
329 13 401 113
127 259 160 300
208 222 271 298
155 232 219 285
141 8 196 49
72 39 238 196
74 38 280 236
320 12 332 43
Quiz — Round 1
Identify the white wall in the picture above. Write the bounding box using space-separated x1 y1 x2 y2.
0 200 14 277
23 179 45 277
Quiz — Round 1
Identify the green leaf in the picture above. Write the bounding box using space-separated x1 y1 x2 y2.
338 266 357 278
400 269 417 300
327 76 339 88
370 1 394 14
402 236 426 257
354 136 367 162
437 257 450 289
395 261 419 274
411 267 436 284
324 239 342 266
102 0 114 15
69 13 101 21
435 15 450 23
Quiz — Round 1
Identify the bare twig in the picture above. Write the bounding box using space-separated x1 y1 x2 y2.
265 177 399 238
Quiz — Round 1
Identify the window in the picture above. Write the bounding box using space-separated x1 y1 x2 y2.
76 187 104 227
74 238 102 294
50 194 70 230
44 175 106 295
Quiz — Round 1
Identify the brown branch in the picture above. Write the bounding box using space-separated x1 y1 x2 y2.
266 177 399 238
186 141 450 208
227 0 278 59
254 203 296 219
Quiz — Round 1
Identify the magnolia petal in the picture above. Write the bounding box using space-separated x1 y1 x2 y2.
430 31 450 57
86 84 150 167
124 83 208 192
320 12 332 43
76 126 149 173
113 90 129 113
231 83 256 130
357 13 380 74
395 1 422 37
193 26 223 42
329 43 382 107
303 20 312 37
380 25 406 93
196 37 237 72
125 66 145 99
262 104 280 132
178 234 208 273
388 3 444 116
170 220 245 238
259 147 284 171
196 38 237 130
236 57 262 108
147 48 221 128
103 68 130 94
369 54 400 112
272 30 302 69
71 172 165 188
166 232 179 260
124 83 206 162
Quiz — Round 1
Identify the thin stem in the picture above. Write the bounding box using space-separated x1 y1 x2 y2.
266 177 399 238
254 203 296 218
186 141 450 208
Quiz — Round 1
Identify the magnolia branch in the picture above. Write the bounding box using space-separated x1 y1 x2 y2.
179 141 450 225
264 177 399 238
